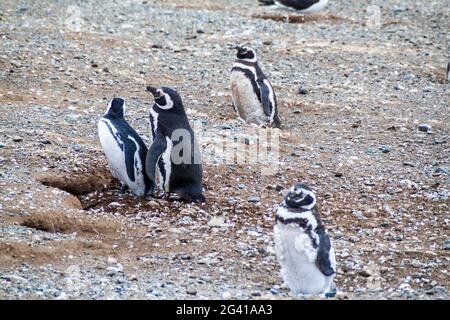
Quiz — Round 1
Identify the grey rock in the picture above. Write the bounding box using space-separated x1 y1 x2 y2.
248 196 261 203
418 124 432 133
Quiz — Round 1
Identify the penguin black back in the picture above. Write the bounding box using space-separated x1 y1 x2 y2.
145 86 205 203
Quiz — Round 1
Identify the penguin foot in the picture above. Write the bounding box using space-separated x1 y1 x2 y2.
118 184 129 195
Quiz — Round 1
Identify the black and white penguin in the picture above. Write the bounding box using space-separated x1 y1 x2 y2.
98 97 153 197
259 0 329 13
230 45 281 128
274 183 336 296
145 86 205 203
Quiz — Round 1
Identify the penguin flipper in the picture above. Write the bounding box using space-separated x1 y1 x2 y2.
315 231 336 277
258 79 274 119
145 132 167 184
124 137 137 182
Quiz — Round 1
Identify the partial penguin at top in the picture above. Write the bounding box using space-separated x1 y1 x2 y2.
230 45 281 128
259 0 329 13
145 86 205 203
98 97 153 197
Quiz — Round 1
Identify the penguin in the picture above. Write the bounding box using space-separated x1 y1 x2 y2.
145 86 205 203
273 183 336 296
230 45 281 128
259 0 329 13
97 97 153 197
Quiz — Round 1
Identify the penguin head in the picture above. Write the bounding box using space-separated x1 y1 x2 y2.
284 183 316 210
147 86 184 112
235 45 257 62
105 97 126 118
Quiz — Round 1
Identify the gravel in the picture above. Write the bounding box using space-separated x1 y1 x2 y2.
0 0 448 300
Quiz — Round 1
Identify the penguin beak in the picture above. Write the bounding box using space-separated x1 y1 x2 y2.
146 86 158 97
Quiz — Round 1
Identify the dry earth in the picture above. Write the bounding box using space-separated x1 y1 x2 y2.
0 0 449 299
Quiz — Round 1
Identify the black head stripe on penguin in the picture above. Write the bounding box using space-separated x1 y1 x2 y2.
147 86 184 112
235 45 256 61
106 97 126 118
285 183 316 209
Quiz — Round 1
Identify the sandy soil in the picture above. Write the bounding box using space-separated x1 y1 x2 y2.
0 0 448 299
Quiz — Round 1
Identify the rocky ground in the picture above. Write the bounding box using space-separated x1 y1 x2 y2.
0 0 449 300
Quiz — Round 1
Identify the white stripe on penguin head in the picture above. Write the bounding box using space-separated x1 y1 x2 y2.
156 90 174 110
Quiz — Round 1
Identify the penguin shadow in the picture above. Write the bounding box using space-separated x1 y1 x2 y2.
251 12 348 24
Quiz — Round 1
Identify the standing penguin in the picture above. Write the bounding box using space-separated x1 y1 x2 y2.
98 97 153 197
259 0 329 13
230 45 281 128
274 183 336 296
145 86 205 203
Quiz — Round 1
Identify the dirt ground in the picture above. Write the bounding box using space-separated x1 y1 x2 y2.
0 0 448 299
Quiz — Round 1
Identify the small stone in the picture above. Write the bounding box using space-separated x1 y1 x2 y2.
443 239 450 250
103 67 110 73
334 172 343 177
434 167 449 175
222 292 232 299
106 79 115 86
262 40 272 45
208 216 226 228
148 200 160 209
186 286 197 295
73 144 82 152
40 140 51 145
292 109 302 114
221 125 232 130
12 136 23 142
298 87 308 95
238 184 247 189
275 185 283 192
196 29 205 34
248 196 261 203
418 124 432 133
291 151 301 157
394 84 403 90
358 270 371 277
379 145 391 153
0 143 5 148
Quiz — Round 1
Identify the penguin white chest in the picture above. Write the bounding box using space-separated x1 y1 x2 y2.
159 137 173 192
98 119 124 180
230 71 266 125
274 223 333 295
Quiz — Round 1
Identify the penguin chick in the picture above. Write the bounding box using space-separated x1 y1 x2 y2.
274 183 336 295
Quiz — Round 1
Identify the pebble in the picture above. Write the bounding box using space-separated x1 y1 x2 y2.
443 239 450 250
72 144 82 152
106 79 115 86
292 109 301 114
247 196 261 203
12 136 23 142
186 286 197 296
418 124 432 133
222 291 232 299
379 145 391 153
298 87 308 95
